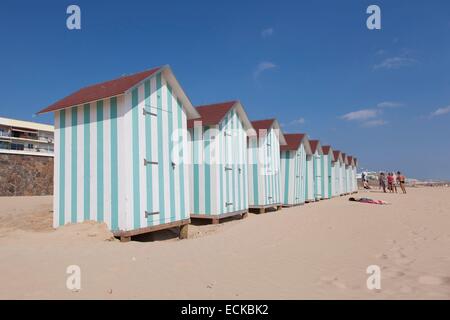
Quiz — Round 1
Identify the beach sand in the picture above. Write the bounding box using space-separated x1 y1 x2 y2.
0 187 449 299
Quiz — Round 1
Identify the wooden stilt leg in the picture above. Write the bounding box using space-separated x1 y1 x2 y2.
277 205 282 211
259 207 265 214
212 218 219 225
179 224 188 239
241 212 248 219
120 236 131 243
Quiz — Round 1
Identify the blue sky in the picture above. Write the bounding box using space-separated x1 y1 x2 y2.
1 0 449 180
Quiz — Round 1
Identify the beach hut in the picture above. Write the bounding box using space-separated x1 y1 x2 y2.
353 157 359 193
187 101 252 224
37 65 201 241
280 133 312 207
321 145 335 199
309 140 323 200
248 119 287 213
332 150 343 197
341 153 350 195
347 156 358 193
305 150 315 202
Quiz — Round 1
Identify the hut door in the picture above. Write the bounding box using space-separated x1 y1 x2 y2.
143 108 160 223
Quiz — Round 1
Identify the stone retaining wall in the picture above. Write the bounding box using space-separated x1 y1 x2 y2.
0 153 53 196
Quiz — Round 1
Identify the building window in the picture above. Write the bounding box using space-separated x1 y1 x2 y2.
11 143 24 151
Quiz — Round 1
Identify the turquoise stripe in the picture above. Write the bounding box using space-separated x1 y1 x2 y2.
305 157 309 200
131 89 140 229
177 98 186 219
59 110 66 226
71 107 78 223
156 73 165 222
144 81 154 226
321 154 325 198
83 104 90 221
167 85 176 221
283 152 290 204
204 127 211 214
110 97 119 230
96 101 104 222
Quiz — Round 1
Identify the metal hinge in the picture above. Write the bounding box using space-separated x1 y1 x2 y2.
268 196 273 199
143 108 157 117
238 168 242 174
225 166 233 171
225 202 233 206
145 211 160 218
144 159 158 166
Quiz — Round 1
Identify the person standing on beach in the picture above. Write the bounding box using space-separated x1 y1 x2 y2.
387 173 394 193
392 172 398 193
397 171 407 194
379 172 387 193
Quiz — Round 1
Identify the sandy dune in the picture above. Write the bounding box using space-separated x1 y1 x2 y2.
0 187 449 299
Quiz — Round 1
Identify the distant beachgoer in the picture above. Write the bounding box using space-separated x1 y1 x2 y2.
397 171 407 194
387 173 394 193
392 172 398 193
349 197 389 205
361 172 369 189
379 172 387 193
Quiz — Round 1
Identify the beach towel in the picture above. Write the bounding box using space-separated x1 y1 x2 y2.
349 197 389 205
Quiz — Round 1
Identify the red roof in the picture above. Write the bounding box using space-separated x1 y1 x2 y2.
280 133 305 151
251 119 275 131
37 67 163 114
348 156 353 164
322 145 332 155
250 119 276 137
333 150 341 160
187 101 236 128
309 140 321 153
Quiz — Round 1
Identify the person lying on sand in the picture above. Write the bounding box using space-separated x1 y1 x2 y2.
349 197 390 205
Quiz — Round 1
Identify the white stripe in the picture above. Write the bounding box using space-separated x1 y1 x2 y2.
64 109 72 224
103 99 112 228
77 106 84 222
138 84 147 228
90 104 98 221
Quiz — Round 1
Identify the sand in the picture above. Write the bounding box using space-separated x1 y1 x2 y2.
0 187 449 299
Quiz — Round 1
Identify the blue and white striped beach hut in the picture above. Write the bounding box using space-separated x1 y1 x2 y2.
188 101 252 223
347 156 358 193
352 157 359 193
280 133 312 207
37 65 201 241
309 140 323 200
248 119 287 213
321 145 335 199
332 150 343 196
341 153 350 195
